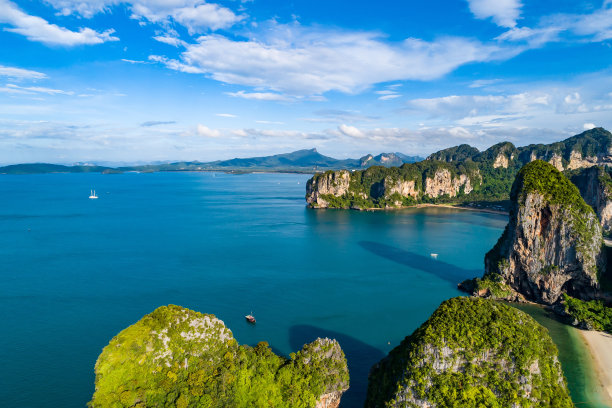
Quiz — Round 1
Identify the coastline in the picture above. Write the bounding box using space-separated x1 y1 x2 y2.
579 330 612 406
357 203 509 216
413 203 509 215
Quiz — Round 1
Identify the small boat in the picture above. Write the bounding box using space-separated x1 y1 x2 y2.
245 313 256 324
89 189 98 199
430 253 438 259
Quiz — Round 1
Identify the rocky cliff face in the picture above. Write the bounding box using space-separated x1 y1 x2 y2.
306 170 351 207
484 161 604 304
90 305 349 408
424 169 473 197
365 297 573 408
570 166 612 235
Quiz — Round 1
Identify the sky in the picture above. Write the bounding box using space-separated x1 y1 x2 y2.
0 0 611 164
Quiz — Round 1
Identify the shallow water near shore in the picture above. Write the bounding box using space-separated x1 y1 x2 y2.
516 304 611 408
0 171 603 407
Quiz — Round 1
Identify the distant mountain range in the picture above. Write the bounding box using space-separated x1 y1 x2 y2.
0 149 423 175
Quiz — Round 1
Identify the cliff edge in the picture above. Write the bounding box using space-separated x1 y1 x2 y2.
483 160 604 304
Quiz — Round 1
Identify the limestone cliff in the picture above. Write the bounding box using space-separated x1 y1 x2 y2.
89 305 349 408
306 163 478 209
483 160 604 304
570 166 612 235
424 169 472 197
365 297 573 408
306 170 351 208
305 128 612 209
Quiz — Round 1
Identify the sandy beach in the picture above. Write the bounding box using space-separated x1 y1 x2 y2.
580 330 612 404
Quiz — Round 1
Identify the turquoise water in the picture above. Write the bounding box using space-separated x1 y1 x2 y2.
516 304 611 408
0 172 559 407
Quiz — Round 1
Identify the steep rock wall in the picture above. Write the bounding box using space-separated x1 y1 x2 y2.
484 161 604 304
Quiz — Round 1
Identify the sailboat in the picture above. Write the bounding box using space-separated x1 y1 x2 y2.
89 189 98 199
245 312 256 324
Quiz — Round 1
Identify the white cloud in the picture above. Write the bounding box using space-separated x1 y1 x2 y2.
225 90 293 101
44 0 117 18
255 120 284 125
153 35 187 47
378 94 401 101
152 23 505 96
497 2 612 47
121 58 150 64
0 0 118 46
467 0 522 28
468 79 502 88
171 3 244 33
584 123 597 130
215 113 236 117
196 124 221 137
408 92 550 119
5 84 74 95
0 65 47 80
338 124 365 139
43 0 244 32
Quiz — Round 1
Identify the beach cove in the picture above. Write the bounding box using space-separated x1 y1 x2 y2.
0 171 608 407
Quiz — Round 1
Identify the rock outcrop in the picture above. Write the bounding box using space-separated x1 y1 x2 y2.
570 166 612 235
306 170 351 208
484 160 604 304
424 169 472 197
365 297 573 408
89 305 349 408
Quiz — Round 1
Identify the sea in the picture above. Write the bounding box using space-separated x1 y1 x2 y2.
0 171 607 407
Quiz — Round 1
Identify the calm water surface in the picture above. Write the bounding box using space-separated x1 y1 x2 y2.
0 172 600 407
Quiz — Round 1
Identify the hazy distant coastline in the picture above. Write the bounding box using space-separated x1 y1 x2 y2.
0 148 423 175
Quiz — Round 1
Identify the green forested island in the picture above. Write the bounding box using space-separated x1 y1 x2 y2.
90 305 349 408
365 297 573 408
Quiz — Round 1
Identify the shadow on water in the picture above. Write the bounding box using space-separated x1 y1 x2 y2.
289 325 386 408
358 241 481 286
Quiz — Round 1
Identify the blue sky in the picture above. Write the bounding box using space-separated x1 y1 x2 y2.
0 0 611 164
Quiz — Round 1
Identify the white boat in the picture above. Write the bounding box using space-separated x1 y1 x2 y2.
89 189 98 199
430 253 438 259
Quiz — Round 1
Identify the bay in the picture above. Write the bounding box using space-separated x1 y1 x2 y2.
0 171 595 407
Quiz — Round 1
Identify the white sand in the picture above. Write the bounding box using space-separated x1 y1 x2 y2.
580 330 612 403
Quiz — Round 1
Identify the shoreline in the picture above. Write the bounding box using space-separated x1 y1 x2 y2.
579 330 612 406
413 203 509 215
356 203 509 216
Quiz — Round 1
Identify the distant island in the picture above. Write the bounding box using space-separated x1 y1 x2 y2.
0 149 423 175
306 127 612 216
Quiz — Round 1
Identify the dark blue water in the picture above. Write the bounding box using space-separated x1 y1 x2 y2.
0 172 507 407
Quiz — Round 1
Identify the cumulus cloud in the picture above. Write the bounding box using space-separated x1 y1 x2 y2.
43 0 243 32
151 23 505 97
467 0 522 28
338 124 365 139
0 0 118 46
196 124 221 137
0 65 47 80
584 123 597 130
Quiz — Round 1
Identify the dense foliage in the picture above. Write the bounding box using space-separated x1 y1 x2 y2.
89 305 349 408
307 128 612 210
563 294 612 333
365 297 573 408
